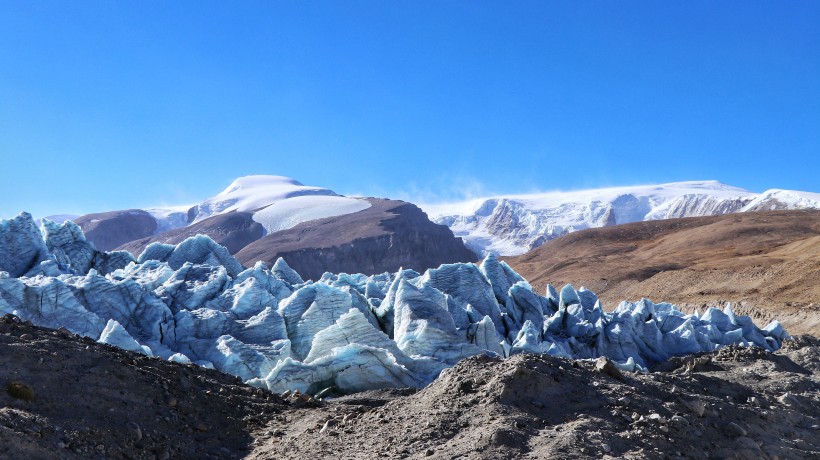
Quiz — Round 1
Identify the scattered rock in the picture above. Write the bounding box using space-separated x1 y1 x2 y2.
777 393 800 408
6 381 35 401
595 356 625 381
723 422 747 437
684 356 712 373
647 413 667 424
670 415 689 426
320 420 338 434
681 399 706 417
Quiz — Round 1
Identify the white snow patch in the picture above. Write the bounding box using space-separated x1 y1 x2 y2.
741 189 820 211
252 196 371 234
193 175 338 222
423 181 753 218
145 205 195 234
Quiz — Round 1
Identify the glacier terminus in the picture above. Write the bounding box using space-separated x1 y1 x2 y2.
0 212 789 396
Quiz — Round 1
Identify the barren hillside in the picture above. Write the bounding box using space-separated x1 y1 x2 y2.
505 210 820 336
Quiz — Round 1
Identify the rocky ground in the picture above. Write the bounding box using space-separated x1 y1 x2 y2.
2 314 818 460
0 314 288 460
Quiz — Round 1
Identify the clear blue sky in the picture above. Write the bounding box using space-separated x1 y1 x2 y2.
1 1 818 218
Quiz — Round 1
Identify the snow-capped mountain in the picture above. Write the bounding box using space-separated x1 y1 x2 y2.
37 176 820 261
421 181 820 256
70 175 374 248
62 175 475 277
150 175 372 234
187 175 370 229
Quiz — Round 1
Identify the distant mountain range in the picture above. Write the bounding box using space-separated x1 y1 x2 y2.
38 177 820 273
49 176 477 279
421 181 820 255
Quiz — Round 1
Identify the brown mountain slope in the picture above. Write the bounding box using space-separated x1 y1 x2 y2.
235 198 478 280
74 210 158 252
118 211 264 256
505 210 820 336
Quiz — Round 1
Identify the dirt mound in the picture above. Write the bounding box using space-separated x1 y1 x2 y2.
251 340 820 459
3 315 818 459
0 314 288 460
505 209 820 335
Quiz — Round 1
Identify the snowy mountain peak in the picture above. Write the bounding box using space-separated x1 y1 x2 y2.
651 180 747 192
171 175 371 235
192 175 340 223
216 175 317 197
423 181 819 256
741 189 820 212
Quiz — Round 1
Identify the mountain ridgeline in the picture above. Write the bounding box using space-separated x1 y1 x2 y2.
69 176 479 279
425 181 820 256
38 176 820 279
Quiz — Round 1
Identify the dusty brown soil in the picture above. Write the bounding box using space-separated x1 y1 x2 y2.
2 314 819 460
0 314 288 460
505 210 820 336
250 339 820 460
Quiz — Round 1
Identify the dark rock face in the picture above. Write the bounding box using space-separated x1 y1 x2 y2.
234 199 478 280
74 210 158 252
118 212 265 256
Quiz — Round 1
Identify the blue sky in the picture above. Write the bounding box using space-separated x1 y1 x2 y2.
1 1 818 218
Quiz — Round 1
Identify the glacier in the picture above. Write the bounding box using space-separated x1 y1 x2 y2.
0 212 790 395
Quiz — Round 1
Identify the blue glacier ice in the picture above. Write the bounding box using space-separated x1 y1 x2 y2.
99 319 154 356
0 213 792 395
271 258 304 286
138 235 245 277
1 213 53 277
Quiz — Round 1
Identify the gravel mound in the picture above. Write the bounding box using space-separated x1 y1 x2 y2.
2 314 818 459
252 338 820 459
0 314 287 459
